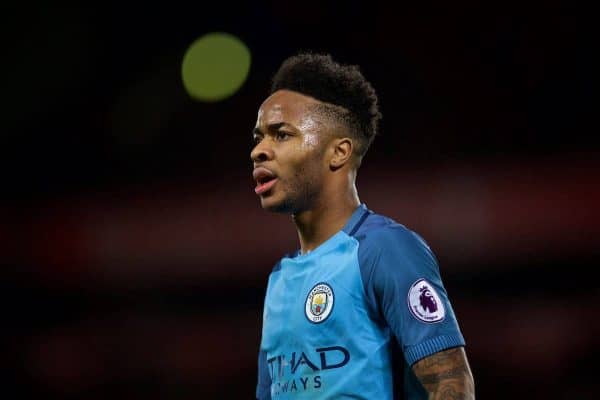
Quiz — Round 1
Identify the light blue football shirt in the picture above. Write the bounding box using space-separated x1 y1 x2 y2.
257 204 465 399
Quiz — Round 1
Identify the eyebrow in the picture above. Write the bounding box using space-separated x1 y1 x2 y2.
253 122 292 136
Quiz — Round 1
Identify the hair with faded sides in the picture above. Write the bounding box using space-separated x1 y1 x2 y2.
271 52 382 164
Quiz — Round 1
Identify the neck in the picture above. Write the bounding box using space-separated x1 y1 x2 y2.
292 182 360 254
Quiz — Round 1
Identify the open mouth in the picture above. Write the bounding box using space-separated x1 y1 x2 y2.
253 167 278 195
255 176 278 195
256 175 275 185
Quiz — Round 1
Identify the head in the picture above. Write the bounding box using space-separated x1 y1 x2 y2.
250 53 381 213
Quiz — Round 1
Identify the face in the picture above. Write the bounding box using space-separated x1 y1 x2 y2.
250 90 334 213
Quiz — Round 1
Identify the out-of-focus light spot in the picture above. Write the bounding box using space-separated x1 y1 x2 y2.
181 32 251 102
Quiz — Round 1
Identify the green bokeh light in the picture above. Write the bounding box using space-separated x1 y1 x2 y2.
181 32 251 102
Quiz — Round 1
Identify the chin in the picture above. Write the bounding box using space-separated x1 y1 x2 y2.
260 195 295 214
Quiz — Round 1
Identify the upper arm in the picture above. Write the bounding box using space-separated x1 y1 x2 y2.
257 269 278 400
360 226 466 365
412 347 475 399
256 349 272 400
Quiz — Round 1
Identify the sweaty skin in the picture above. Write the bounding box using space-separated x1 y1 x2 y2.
251 90 359 254
252 91 330 213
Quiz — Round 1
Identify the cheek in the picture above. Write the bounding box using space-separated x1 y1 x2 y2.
290 154 325 189
277 141 327 189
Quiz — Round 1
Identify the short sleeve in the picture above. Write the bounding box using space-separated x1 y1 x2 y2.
256 349 271 400
358 225 465 366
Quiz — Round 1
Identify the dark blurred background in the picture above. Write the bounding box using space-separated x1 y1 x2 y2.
3 2 598 399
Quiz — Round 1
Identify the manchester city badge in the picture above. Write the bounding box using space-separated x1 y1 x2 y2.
305 282 334 323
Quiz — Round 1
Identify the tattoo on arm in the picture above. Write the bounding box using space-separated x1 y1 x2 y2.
412 347 475 399
417 366 467 385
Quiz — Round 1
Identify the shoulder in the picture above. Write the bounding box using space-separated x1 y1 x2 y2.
350 211 439 286
353 212 434 261
270 260 283 274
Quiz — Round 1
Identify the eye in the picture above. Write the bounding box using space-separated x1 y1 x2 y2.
252 135 263 145
276 131 291 141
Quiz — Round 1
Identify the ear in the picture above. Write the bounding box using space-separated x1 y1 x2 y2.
329 137 353 170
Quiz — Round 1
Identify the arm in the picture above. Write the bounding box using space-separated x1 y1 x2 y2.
256 348 272 400
358 225 471 397
412 347 475 400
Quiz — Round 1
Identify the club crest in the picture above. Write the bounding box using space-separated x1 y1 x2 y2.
305 282 334 323
407 279 445 323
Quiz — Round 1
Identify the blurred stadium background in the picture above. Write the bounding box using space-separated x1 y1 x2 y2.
3 2 598 399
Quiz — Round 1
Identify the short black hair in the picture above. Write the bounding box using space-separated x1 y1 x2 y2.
270 52 381 160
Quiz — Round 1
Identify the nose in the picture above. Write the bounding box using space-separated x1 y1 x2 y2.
250 139 274 163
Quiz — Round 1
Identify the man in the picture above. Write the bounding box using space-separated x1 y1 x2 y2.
251 53 474 399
